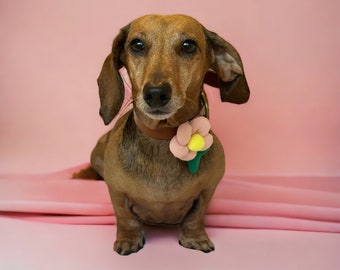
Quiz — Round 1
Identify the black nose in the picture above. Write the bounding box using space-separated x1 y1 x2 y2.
143 83 172 108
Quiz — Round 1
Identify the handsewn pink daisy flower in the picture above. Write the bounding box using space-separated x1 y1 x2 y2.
169 116 213 161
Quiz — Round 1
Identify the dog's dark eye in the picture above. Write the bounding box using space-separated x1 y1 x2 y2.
181 39 197 54
130 39 145 53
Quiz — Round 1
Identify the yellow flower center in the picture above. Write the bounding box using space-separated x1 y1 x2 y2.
188 133 205 152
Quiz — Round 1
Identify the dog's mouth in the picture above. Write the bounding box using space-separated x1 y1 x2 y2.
137 98 180 121
135 92 184 122
145 108 175 120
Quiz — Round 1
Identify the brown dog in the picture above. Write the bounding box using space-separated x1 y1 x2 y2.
88 14 249 255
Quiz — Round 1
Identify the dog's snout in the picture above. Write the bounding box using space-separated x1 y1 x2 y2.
143 84 172 108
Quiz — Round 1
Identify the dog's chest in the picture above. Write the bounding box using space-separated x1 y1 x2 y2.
119 116 195 189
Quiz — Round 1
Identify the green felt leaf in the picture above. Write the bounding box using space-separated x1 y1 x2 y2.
187 150 209 174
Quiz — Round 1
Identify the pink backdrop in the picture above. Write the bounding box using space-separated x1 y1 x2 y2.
1 0 339 176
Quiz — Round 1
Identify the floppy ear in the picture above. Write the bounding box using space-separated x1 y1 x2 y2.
98 25 129 125
204 29 250 104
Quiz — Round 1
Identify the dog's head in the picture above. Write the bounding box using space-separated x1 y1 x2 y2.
98 14 250 127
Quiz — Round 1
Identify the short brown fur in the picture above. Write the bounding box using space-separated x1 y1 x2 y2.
80 14 249 255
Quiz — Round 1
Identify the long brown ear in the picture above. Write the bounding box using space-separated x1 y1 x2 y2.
98 25 129 125
204 29 250 104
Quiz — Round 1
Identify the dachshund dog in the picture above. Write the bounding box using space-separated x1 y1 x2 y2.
82 14 249 255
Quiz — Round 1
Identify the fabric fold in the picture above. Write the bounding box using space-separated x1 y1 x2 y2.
0 164 339 233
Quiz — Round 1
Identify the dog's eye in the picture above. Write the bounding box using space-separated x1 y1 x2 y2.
130 39 145 54
181 40 197 54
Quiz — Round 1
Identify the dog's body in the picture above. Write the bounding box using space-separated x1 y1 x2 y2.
86 14 249 255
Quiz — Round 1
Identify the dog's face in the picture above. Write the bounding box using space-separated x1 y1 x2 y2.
98 14 250 127
125 15 210 126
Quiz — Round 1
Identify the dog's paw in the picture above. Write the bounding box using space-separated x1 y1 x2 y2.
114 235 145 256
179 235 215 253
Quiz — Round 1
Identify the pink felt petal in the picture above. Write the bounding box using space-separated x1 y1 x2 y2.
180 151 197 161
202 133 213 151
190 116 211 136
176 122 192 145
169 137 190 158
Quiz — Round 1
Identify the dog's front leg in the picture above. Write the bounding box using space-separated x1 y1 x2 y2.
110 192 145 255
179 190 215 253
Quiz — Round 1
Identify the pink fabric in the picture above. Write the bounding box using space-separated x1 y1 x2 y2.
1 164 339 233
1 217 338 270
